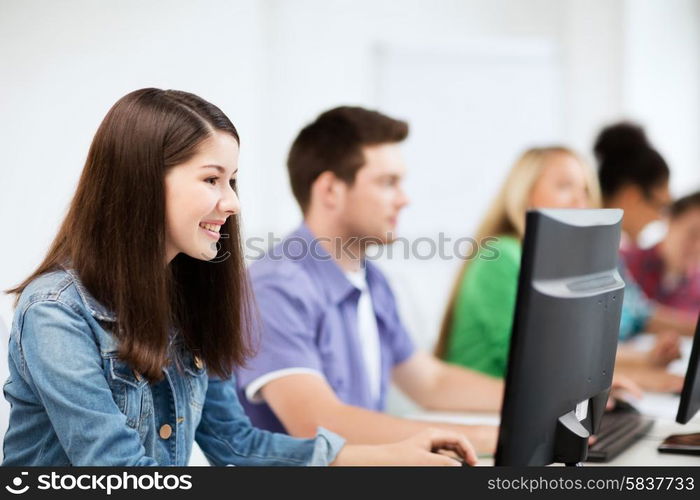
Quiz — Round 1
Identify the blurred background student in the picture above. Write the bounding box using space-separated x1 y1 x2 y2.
593 122 696 392
435 146 600 377
435 144 681 395
594 122 696 340
622 191 700 318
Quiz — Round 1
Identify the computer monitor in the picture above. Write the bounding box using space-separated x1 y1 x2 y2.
495 208 625 466
657 313 700 455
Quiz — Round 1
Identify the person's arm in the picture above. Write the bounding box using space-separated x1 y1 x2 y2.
197 376 479 466
613 363 684 393
260 373 497 454
195 378 476 466
15 300 158 465
616 331 681 368
195 376 345 466
392 351 503 412
332 428 477 466
645 305 697 336
614 331 685 393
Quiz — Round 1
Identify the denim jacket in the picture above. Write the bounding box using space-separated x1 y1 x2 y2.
2 269 344 466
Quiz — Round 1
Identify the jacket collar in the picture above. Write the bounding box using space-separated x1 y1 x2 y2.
64 268 117 322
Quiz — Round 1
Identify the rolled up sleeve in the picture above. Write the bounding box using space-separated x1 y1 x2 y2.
236 280 323 397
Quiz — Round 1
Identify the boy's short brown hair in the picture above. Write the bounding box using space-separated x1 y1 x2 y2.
287 106 409 213
670 191 700 219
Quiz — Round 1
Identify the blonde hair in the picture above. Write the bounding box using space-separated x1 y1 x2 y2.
434 146 602 357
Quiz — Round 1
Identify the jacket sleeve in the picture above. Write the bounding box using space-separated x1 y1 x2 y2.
195 376 345 466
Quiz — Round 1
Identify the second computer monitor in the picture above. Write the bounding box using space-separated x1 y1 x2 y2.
677 313 700 425
657 311 700 455
495 208 625 466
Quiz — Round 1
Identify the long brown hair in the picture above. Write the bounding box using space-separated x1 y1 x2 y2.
7 88 253 381
434 146 602 358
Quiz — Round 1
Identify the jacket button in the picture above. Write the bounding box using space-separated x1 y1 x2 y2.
159 424 173 440
194 356 203 370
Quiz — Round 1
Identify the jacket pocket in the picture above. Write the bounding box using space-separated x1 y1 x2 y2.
105 356 153 434
182 350 207 410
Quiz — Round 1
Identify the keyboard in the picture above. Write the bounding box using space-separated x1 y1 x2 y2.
586 402 654 462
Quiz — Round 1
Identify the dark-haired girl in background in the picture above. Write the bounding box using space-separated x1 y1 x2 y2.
2 88 475 466
594 122 696 392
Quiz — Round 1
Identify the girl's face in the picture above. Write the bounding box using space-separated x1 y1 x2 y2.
529 153 590 209
164 131 240 263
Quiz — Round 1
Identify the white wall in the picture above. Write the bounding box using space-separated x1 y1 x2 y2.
622 0 700 197
563 0 626 152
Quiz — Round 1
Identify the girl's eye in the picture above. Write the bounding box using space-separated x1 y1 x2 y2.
205 177 217 185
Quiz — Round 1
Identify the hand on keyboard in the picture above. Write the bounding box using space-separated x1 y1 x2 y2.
606 374 643 410
647 331 682 367
587 400 654 462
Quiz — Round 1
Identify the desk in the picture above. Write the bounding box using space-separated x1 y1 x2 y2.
610 415 699 466
187 407 700 466
186 335 699 466
409 334 699 466
410 394 700 466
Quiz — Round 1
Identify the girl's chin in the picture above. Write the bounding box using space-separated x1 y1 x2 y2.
178 243 218 262
198 247 219 261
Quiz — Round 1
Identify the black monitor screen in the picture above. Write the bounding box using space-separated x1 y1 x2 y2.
677 315 700 424
495 208 625 466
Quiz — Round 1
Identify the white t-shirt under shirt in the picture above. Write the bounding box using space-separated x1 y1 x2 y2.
343 267 382 404
245 266 382 405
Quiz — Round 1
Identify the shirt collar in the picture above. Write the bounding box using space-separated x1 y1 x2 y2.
292 223 361 304
344 267 368 291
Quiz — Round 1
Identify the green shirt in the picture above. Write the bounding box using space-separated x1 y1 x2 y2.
444 235 521 378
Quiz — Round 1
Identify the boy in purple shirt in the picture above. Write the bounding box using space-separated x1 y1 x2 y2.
236 107 502 454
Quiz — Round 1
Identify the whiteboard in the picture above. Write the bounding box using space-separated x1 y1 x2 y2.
375 38 564 238
371 38 565 352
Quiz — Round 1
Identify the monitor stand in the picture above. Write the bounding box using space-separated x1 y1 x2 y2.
553 392 609 466
554 411 589 466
